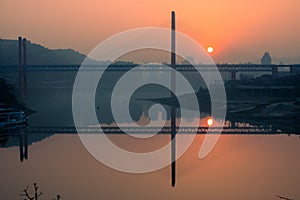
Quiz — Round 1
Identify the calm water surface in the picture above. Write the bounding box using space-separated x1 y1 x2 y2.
1 133 299 200
1 72 299 199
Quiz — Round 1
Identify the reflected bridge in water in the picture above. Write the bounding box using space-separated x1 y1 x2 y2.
26 125 299 135
5 124 299 163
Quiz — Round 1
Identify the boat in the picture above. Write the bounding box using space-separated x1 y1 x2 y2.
0 103 28 129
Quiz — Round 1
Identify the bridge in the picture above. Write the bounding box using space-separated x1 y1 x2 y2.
1 63 300 73
3 125 298 164
1 63 299 91
0 36 299 100
24 126 297 135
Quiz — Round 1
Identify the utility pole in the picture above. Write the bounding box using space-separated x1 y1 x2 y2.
171 11 176 187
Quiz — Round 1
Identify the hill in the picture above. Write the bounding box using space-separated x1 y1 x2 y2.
0 39 87 66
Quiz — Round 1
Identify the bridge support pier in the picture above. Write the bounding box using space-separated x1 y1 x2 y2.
290 66 295 74
230 120 237 128
272 66 278 78
231 70 236 80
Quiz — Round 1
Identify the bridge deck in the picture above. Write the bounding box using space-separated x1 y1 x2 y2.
23 126 297 135
1 64 299 72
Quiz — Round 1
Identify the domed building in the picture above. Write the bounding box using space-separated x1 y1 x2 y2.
261 52 272 64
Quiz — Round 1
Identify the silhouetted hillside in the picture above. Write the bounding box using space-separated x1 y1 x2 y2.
0 78 18 105
0 39 87 65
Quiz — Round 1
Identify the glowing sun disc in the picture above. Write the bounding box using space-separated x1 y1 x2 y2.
207 46 214 54
207 117 213 126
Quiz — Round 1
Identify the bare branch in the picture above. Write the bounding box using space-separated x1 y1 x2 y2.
275 195 294 200
20 185 34 200
20 183 43 200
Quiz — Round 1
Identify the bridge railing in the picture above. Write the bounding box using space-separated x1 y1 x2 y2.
1 64 300 72
24 126 296 135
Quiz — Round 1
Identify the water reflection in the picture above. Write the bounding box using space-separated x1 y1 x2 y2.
1 115 299 163
0 127 28 162
0 104 300 199
0 133 299 199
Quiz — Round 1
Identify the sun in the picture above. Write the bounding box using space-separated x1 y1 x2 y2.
207 46 214 54
206 117 213 126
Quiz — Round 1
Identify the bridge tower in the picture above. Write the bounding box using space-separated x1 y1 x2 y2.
22 38 27 97
19 132 28 162
18 37 23 94
18 36 28 98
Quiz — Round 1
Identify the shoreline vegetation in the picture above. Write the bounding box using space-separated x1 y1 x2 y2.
1 71 300 132
142 73 300 132
225 74 300 132
0 78 33 115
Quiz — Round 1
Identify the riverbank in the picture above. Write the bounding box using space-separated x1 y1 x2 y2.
0 78 33 115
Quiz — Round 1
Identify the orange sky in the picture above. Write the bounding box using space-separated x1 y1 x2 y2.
1 0 300 61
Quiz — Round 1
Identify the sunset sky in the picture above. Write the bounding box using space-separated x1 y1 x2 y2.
1 0 300 62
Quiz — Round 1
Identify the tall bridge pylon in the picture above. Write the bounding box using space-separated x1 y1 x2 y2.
18 36 27 99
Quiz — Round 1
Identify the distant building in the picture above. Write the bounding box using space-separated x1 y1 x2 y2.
261 52 272 64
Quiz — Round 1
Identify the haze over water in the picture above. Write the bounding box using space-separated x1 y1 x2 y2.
1 0 300 199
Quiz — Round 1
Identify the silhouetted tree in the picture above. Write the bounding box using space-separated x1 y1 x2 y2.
20 183 42 200
20 183 61 200
53 195 61 200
